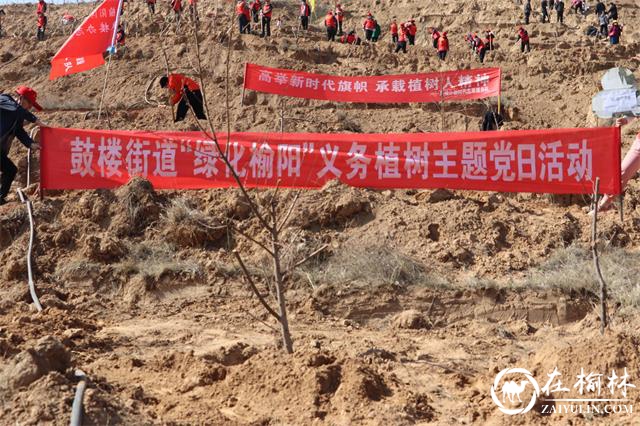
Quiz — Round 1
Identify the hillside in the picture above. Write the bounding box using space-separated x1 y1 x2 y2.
1 0 640 424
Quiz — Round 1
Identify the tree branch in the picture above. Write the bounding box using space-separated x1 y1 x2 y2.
231 224 274 257
232 250 281 321
278 190 301 233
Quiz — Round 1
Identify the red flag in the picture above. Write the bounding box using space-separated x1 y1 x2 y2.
49 0 123 80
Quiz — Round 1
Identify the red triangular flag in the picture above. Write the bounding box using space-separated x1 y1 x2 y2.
49 0 122 80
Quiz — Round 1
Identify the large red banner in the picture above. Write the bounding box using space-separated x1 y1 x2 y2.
49 0 122 80
41 127 621 195
243 63 501 103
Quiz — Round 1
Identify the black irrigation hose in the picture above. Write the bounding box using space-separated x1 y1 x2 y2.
70 369 88 426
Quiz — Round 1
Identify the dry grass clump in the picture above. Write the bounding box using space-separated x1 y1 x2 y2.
301 245 442 288
115 241 202 282
161 197 226 248
524 245 640 308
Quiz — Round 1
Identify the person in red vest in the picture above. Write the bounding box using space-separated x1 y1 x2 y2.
324 11 337 41
335 3 344 35
339 29 361 44
406 19 417 45
362 13 376 41
236 0 250 34
485 29 495 50
430 27 440 49
390 18 398 44
437 31 449 60
188 0 198 22
36 0 46 16
36 12 47 41
261 0 273 38
250 0 261 29
115 24 125 48
146 0 156 14
516 26 530 52
395 23 407 53
299 0 310 30
170 0 182 30
474 34 487 63
160 74 206 122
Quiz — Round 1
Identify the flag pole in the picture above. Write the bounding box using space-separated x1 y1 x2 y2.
497 69 502 114
97 0 123 123
241 62 247 106
97 54 113 122
98 0 123 121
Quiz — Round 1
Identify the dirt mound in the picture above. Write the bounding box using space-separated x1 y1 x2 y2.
111 178 163 237
295 180 372 229
0 336 70 391
216 348 433 424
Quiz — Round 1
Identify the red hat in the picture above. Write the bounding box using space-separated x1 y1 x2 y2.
15 86 42 111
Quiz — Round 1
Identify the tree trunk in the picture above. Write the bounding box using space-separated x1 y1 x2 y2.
271 225 293 353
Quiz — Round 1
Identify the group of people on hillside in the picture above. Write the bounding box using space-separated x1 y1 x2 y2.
523 0 565 24
235 0 276 37
462 30 496 63
594 0 623 44
142 0 199 30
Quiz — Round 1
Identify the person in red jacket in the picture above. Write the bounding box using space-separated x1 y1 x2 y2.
474 34 487 63
325 11 337 41
36 0 46 16
160 74 206 122
335 3 344 36
171 0 182 30
395 23 407 53
236 0 250 34
250 0 261 28
339 30 361 44
299 0 310 30
430 27 440 49
146 0 156 14
608 20 622 44
485 29 495 50
390 18 398 44
517 26 530 52
363 13 376 41
437 31 449 60
115 24 125 46
36 12 47 41
188 0 198 22
406 19 417 45
261 0 273 37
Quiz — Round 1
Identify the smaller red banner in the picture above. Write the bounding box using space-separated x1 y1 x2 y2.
243 63 501 103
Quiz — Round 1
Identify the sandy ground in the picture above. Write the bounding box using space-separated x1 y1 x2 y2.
1 0 640 424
